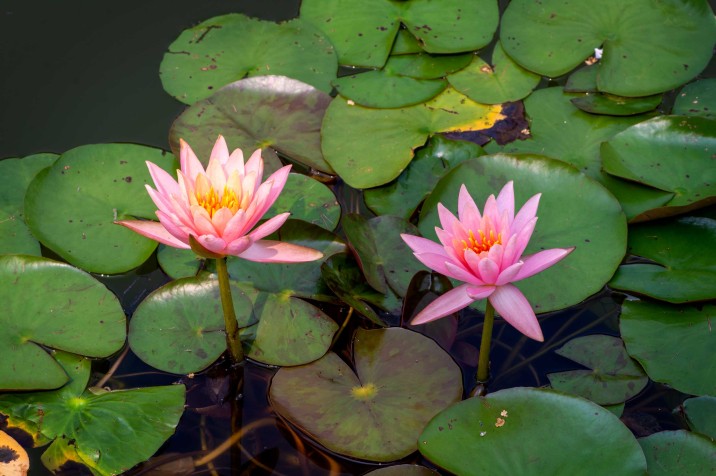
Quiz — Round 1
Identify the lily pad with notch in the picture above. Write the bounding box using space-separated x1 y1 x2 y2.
682 396 716 441
269 327 463 462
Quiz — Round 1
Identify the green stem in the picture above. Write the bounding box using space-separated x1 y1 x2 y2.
215 257 244 363
476 300 495 384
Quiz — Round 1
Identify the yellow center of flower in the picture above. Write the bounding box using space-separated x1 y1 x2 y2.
196 186 239 217
463 229 502 254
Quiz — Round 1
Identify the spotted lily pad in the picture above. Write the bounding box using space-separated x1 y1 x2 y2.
638 431 716 476
0 352 185 476
621 300 716 397
419 154 626 313
609 217 716 303
500 0 716 96
266 173 340 231
160 14 337 104
23 143 177 274
300 0 498 68
547 335 648 405
0 255 126 390
448 42 540 104
683 396 716 440
322 87 505 188
419 387 646 475
673 78 716 119
169 76 334 173
364 135 484 219
269 327 463 462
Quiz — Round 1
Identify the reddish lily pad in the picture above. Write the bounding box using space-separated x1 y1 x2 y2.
0 352 185 476
621 300 716 397
547 335 648 405
500 0 716 96
0 255 126 391
160 14 337 104
269 327 463 462
673 78 716 119
683 396 716 440
638 431 716 476
609 217 716 303
419 387 646 475
169 76 334 173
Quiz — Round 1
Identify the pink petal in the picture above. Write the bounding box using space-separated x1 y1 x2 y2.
435 226 457 249
179 139 205 180
145 185 175 217
489 284 543 341
211 207 234 236
157 210 190 242
196 234 228 255
238 240 323 263
466 284 495 299
401 233 445 255
248 213 290 241
477 257 500 284
146 161 179 197
244 149 264 193
410 284 475 325
506 216 537 264
495 181 515 220
437 203 462 236
221 209 249 243
210 135 230 165
116 220 189 249
458 185 481 225
513 247 575 282
206 143 227 191
481 194 499 224
443 260 481 284
190 206 217 236
495 261 523 286
226 148 245 177
512 193 540 234
226 236 252 255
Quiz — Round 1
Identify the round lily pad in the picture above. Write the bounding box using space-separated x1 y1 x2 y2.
129 275 256 374
448 42 540 104
500 0 716 96
364 135 484 219
683 396 716 440
419 387 646 475
321 87 505 188
547 335 648 405
333 73 446 108
157 245 206 279
621 300 715 397
300 0 498 68
24 143 177 274
609 217 716 303
418 154 626 313
601 115 716 211
0 351 185 476
638 431 716 476
266 173 340 230
160 14 337 104
269 327 463 462
0 255 126 390
673 78 716 119
169 76 334 173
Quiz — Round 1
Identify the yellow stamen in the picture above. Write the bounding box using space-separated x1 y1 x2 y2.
196 186 239 217
462 229 502 254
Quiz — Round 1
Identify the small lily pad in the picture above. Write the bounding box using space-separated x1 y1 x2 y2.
269 327 463 462
638 431 716 476
23 143 177 274
0 255 126 390
621 300 715 397
419 387 646 475
448 42 540 104
333 72 446 108
570 93 662 116
157 245 206 279
322 87 505 188
160 14 337 104
0 351 185 476
683 396 716 440
364 135 484 219
169 76 334 173
266 173 340 230
547 335 648 405
673 78 716 119
609 217 716 303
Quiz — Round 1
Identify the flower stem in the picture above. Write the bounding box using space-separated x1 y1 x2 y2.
215 257 244 363
476 300 495 385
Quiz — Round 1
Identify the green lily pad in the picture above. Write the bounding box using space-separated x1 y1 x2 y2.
485 87 670 221
0 212 41 256
500 0 716 96
364 465 440 475
23 143 177 274
300 0 498 68
0 255 126 391
419 154 626 313
609 217 716 303
269 327 463 462
322 87 505 188
160 14 337 104
157 245 206 279
266 173 340 230
620 300 715 397
169 76 334 173
601 115 716 213
570 93 663 116
547 335 648 405
448 42 540 104
565 65 599 92
638 431 716 476
384 53 472 79
683 396 716 440
419 387 646 475
364 135 484 219
674 78 716 119
129 275 256 374
0 351 185 476
391 28 423 55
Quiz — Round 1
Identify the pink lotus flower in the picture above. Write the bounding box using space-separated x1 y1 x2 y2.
117 136 323 262
401 182 574 342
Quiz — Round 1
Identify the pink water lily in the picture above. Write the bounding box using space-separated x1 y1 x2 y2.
117 136 322 262
401 182 574 342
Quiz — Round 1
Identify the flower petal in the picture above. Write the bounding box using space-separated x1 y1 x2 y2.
146 161 179 197
238 240 323 263
466 284 495 299
196 234 228 255
477 257 500 284
512 193 540 234
443 259 480 283
115 220 189 249
410 284 475 325
489 284 543 341
495 261 523 286
401 233 445 256
513 247 575 282
458 185 481 225
495 181 515 220
179 139 205 180
226 236 252 255
505 216 537 264
248 212 290 241
206 137 228 190
226 148 245 177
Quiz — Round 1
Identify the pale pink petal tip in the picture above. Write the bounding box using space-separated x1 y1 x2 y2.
489 284 543 342
410 284 475 325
